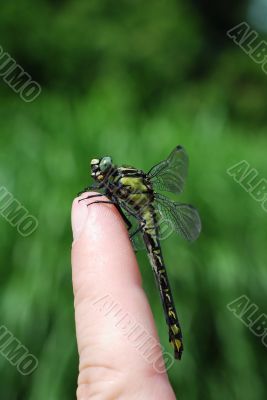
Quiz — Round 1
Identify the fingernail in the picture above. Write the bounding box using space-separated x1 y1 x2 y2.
71 198 89 241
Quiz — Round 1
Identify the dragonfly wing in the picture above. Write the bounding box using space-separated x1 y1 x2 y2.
148 146 188 194
154 193 201 241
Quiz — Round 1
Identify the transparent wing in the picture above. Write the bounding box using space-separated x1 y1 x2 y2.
148 146 188 194
154 193 201 242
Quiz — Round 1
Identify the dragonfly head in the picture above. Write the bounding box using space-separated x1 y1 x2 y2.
90 156 113 182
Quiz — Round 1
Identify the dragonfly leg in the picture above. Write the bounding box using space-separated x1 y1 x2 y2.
78 194 104 203
129 216 146 239
81 196 132 230
113 204 132 230
86 200 116 207
130 225 143 239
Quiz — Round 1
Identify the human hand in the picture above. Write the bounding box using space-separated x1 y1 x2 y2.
71 193 176 400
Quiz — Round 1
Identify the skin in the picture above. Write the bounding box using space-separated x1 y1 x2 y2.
71 192 176 400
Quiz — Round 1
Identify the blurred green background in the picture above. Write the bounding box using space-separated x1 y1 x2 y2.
0 1 267 399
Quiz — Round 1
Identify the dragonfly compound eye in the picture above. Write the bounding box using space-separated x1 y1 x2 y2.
99 156 112 173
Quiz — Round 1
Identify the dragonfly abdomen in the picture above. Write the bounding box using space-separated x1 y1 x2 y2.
141 209 184 360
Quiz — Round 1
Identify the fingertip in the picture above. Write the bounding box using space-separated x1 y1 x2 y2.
71 192 142 289
71 192 129 245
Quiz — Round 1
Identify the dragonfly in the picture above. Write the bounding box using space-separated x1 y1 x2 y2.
79 146 201 360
